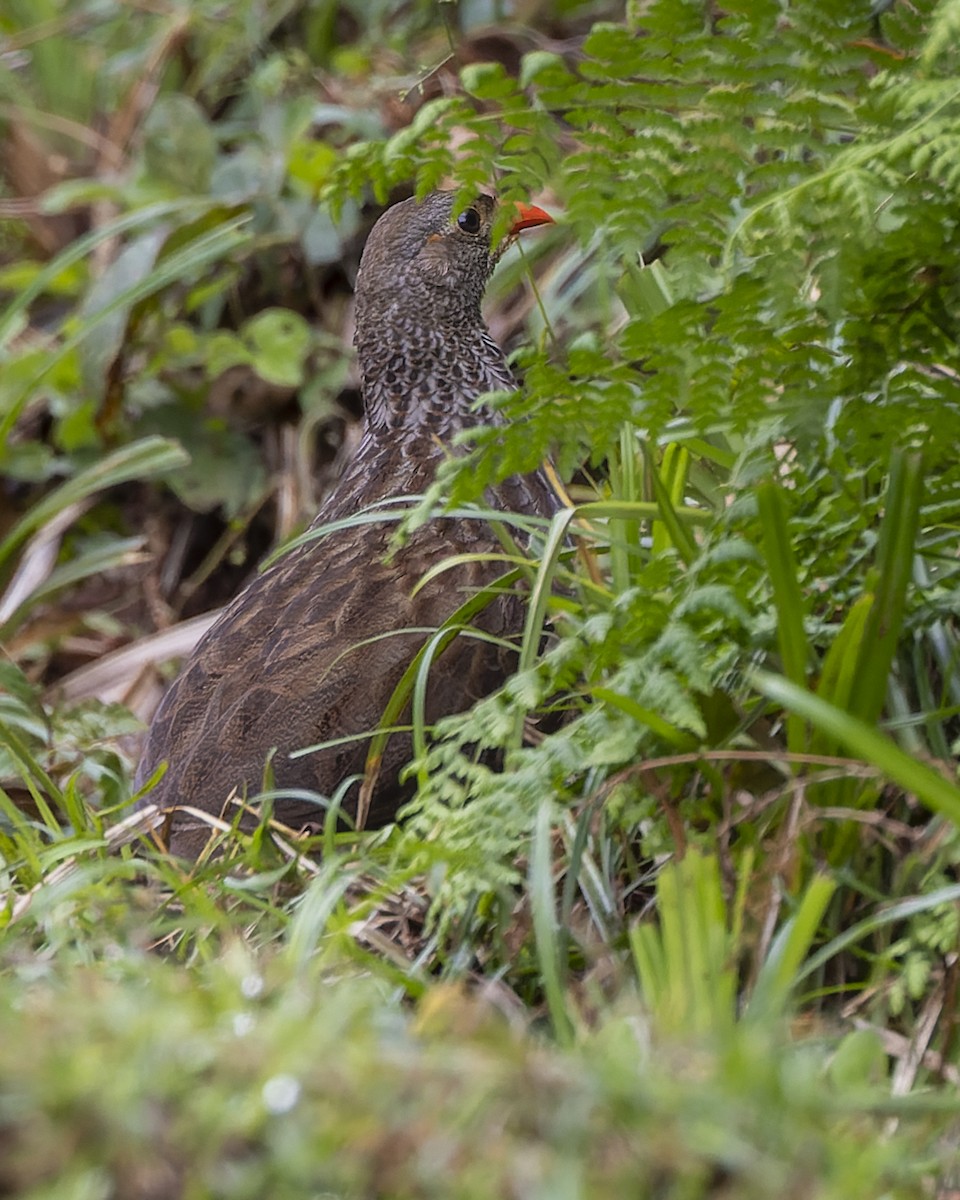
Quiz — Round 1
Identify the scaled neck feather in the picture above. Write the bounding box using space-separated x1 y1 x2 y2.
355 311 516 440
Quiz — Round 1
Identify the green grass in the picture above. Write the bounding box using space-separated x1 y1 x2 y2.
3 0 960 1192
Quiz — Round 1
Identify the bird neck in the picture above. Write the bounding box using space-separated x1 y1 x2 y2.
327 314 557 525
356 318 516 440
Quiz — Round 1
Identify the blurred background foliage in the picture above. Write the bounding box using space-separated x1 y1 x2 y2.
2 0 960 1194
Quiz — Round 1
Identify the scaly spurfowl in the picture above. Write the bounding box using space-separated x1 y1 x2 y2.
135 190 556 857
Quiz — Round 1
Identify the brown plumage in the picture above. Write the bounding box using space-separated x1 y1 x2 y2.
135 190 556 857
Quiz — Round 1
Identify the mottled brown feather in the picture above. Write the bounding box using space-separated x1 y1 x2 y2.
135 191 556 856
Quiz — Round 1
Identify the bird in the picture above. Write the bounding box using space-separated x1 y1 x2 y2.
135 189 557 858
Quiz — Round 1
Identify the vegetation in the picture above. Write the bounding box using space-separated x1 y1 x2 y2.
2 0 960 1193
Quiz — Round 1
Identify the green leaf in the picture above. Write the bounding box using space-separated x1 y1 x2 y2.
848 449 923 726
630 851 736 1036
77 229 165 401
754 672 960 829
0 438 188 574
135 409 266 518
748 872 836 1020
141 95 217 193
757 481 809 754
530 800 574 1046
242 309 313 388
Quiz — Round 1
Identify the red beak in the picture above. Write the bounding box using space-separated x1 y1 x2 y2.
510 202 554 234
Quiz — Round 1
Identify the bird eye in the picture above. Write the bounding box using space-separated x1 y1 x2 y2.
456 207 482 235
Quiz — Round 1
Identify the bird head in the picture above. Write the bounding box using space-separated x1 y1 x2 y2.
354 190 553 333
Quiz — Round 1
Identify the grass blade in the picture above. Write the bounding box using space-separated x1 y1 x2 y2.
757 480 808 754
754 671 960 828
530 800 574 1045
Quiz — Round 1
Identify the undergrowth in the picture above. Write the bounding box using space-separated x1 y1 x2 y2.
2 0 960 1193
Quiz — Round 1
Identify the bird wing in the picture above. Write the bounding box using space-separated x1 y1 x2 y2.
137 509 523 849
